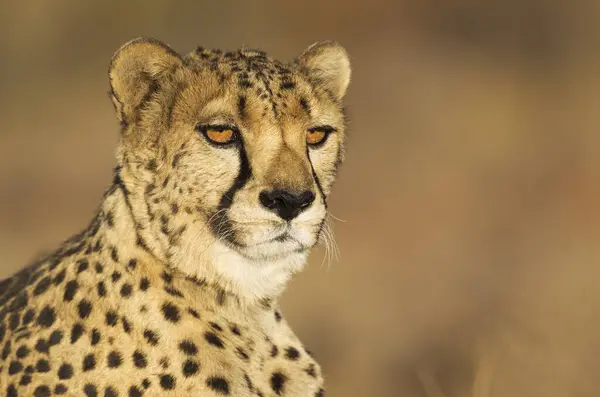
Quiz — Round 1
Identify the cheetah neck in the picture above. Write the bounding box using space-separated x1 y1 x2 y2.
94 167 307 307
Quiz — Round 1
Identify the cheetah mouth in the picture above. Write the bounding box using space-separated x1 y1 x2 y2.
216 221 316 260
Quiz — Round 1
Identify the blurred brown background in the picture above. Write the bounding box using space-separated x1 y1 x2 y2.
1 1 600 396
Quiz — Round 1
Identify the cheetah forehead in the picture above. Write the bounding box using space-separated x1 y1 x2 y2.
182 47 311 102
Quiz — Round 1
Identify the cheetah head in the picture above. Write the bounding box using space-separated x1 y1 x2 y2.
108 38 350 299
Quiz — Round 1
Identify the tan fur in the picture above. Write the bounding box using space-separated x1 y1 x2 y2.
0 38 350 396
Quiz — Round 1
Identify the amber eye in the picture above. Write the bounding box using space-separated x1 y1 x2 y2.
198 125 239 146
307 126 335 147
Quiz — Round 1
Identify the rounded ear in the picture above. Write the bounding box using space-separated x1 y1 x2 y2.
109 37 183 125
297 41 351 101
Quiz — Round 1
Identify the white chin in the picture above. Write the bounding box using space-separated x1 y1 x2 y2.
236 239 307 262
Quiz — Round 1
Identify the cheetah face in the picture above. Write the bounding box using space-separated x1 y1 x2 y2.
109 39 350 264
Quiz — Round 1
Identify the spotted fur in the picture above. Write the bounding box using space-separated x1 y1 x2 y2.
0 37 350 396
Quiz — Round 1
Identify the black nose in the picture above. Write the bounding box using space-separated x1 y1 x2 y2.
259 189 316 221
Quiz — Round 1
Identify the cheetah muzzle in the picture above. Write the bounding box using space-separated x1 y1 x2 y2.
0 37 350 397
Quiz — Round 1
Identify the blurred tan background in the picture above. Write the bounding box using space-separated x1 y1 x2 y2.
1 1 600 396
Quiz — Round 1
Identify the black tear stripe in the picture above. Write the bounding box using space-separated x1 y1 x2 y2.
306 149 328 243
306 148 326 208
210 141 252 243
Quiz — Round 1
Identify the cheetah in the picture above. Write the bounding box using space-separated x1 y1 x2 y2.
0 37 350 396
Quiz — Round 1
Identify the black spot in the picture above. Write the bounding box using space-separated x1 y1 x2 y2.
35 338 49 354
179 340 198 355
48 329 63 346
120 283 133 297
236 347 249 361
139 278 150 291
305 363 317 378
78 299 93 319
188 308 200 319
111 248 119 263
10 291 28 310
71 323 84 344
160 374 176 390
95 262 104 273
8 312 20 330
142 379 151 389
316 388 325 397
104 386 118 397
6 384 17 397
84 384 98 397
105 210 115 227
77 260 89 273
8 360 23 375
33 276 52 296
216 289 226 306
285 346 300 360
129 386 142 397
204 331 225 348
146 159 158 171
53 269 67 285
19 374 32 386
127 259 137 270
159 357 170 369
244 373 254 391
22 309 35 325
111 271 121 282
182 360 199 377
209 322 223 331
122 317 132 333
238 95 247 119
281 81 296 90
97 282 107 297
164 286 184 297
161 271 173 283
172 152 183 168
161 302 180 323
133 350 148 368
206 377 230 395
34 385 51 397
83 353 96 371
271 372 287 395
274 311 282 322
230 326 241 336
271 345 279 357
106 311 118 326
91 329 101 345
2 340 12 359
54 384 68 395
0 323 4 343
300 97 311 115
36 358 51 372
107 351 123 368
25 365 34 373
143 329 159 346
58 363 73 379
36 305 56 328
15 345 30 359
64 280 79 301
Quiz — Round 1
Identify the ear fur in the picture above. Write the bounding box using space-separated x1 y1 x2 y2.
297 41 351 101
109 37 183 125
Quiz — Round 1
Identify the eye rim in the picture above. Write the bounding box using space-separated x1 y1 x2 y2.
196 123 241 147
307 125 336 148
